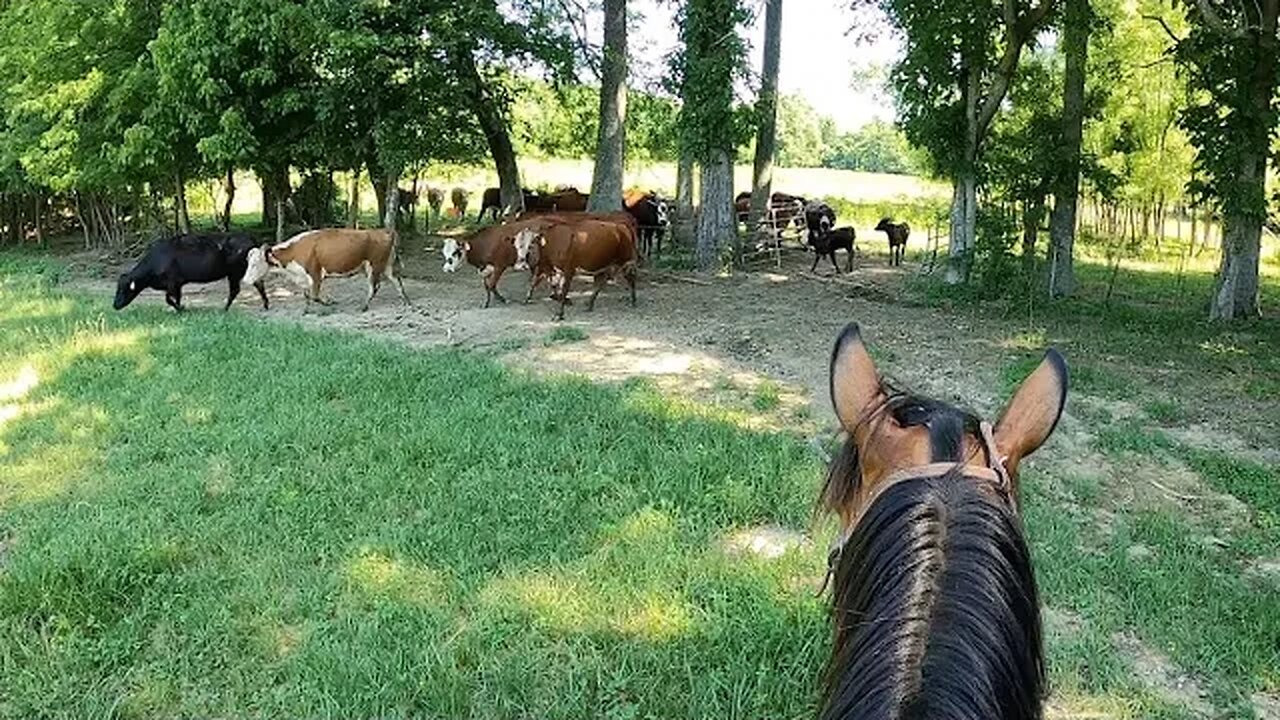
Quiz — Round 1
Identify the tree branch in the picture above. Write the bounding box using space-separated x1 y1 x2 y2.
1142 14 1185 44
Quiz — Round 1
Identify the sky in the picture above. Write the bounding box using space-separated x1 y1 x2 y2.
615 0 902 132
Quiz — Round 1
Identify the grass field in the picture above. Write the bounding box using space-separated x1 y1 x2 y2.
1 248 1278 718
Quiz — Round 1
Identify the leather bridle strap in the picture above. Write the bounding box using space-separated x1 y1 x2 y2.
819 421 1013 595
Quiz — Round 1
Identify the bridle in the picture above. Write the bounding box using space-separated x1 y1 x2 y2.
820 420 1015 594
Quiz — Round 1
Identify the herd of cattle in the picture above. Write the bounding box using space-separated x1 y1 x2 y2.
112 185 912 321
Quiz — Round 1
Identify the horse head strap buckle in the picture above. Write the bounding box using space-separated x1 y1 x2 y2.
819 421 1013 595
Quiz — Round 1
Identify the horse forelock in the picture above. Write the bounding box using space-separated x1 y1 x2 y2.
821 474 1043 720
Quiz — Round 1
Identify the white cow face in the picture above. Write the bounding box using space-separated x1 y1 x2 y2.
441 238 467 272
654 199 670 227
242 246 271 286
513 227 541 271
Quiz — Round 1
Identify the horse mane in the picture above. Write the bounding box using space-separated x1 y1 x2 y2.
817 385 1044 720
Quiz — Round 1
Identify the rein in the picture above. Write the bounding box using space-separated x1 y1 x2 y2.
820 420 1014 594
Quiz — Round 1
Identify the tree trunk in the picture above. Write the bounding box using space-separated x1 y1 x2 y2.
587 0 628 212
33 191 44 246
366 157 388 227
1049 0 1088 297
348 170 361 228
1209 14 1275 320
675 148 695 247
695 149 735 271
383 168 402 231
946 68 980 284
1022 194 1045 277
450 44 523 216
261 166 290 229
175 170 191 235
221 167 236 231
748 0 783 233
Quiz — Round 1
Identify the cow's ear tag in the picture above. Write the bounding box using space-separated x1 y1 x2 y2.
540 237 546 247
129 281 137 291
463 242 471 252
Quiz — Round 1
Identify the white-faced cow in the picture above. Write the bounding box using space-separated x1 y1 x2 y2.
244 228 409 313
114 233 267 312
623 190 670 258
440 217 560 308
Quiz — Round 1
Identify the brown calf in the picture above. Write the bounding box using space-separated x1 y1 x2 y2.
514 219 638 320
246 228 409 313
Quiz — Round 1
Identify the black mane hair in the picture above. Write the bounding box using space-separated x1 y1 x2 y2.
818 386 1044 720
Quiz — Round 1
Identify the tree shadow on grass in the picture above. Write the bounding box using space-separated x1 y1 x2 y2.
0 278 832 718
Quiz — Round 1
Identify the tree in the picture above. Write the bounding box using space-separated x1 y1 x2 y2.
748 0 783 232
439 2 574 218
673 0 754 271
1048 0 1091 298
775 95 826 168
1174 0 1277 320
859 0 1056 283
588 0 627 211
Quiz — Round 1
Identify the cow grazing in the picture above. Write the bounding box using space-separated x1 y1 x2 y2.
451 188 469 218
114 233 267 312
513 219 638 320
808 226 856 274
244 228 409 313
623 191 670 258
875 218 911 266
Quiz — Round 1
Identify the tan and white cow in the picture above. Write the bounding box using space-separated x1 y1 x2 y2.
244 228 410 313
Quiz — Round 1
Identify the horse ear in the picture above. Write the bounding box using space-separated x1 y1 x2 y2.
994 349 1068 476
829 323 885 434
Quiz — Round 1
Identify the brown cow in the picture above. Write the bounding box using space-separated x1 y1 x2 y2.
440 217 562 308
244 228 409 313
513 220 638 320
545 188 589 212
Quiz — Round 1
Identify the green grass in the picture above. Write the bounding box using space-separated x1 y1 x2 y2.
546 326 589 345
1 252 1276 718
751 381 782 412
0 255 826 718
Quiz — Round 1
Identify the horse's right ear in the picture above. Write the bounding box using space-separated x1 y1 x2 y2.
830 323 884 434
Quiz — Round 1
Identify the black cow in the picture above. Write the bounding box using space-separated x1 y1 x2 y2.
624 194 670 258
114 233 267 312
809 227 856 274
480 187 539 221
805 202 837 243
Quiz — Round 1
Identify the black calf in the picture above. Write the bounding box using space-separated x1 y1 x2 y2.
875 218 911 267
809 227 856 274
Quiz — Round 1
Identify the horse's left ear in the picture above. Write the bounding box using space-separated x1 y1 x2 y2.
829 323 885 435
994 349 1068 476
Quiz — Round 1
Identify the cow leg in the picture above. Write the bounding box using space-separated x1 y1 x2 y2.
846 248 855 273
225 276 241 311
828 252 841 274
362 263 379 312
166 284 183 313
625 266 637 307
555 270 575 321
525 272 544 305
254 280 270 310
305 273 323 314
587 273 608 311
810 253 820 273
488 266 508 305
